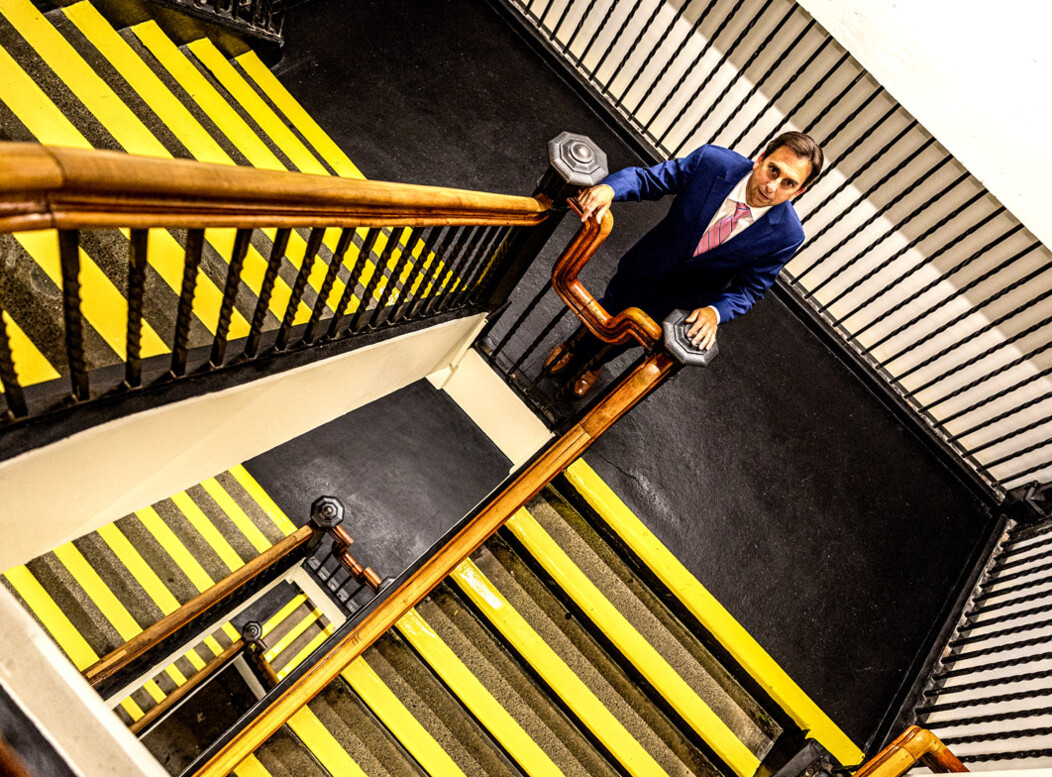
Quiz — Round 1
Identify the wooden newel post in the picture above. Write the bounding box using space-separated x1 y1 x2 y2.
482 132 609 310
310 496 382 592
241 621 280 689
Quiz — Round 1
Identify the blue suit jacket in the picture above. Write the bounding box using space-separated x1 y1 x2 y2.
601 145 804 323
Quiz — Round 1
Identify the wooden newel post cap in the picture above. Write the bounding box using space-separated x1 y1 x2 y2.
547 132 608 188
309 496 344 530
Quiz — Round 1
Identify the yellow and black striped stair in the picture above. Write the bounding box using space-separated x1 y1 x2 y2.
0 0 432 396
1 463 306 727
228 460 864 777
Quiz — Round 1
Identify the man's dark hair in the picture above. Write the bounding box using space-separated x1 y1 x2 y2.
762 131 823 188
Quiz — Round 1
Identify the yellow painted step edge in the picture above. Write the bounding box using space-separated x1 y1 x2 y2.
506 507 759 777
342 658 467 777
564 458 864 765
451 559 670 777
396 608 562 777
287 706 368 777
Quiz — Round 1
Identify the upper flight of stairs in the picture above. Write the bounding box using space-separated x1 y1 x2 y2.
0 0 429 403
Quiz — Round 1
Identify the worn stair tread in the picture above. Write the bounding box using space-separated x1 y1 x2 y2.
533 488 779 754
340 655 470 777
364 632 521 777
470 540 717 777
506 506 760 777
410 590 618 777
308 680 426 777
252 726 329 777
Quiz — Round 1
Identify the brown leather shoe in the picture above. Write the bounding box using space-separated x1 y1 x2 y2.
572 367 601 397
544 342 576 375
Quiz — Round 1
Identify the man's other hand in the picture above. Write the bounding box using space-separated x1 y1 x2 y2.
576 184 614 222
685 307 718 350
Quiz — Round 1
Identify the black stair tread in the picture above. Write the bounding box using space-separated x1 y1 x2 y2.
527 489 778 757
254 726 328 777
308 679 427 777
417 585 621 777
365 632 521 777
477 537 719 777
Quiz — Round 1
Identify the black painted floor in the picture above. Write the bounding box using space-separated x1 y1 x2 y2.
244 382 510 580
270 0 992 751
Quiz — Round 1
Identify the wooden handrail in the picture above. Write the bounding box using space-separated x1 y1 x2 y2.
128 639 245 736
191 215 676 777
0 143 552 233
83 525 315 689
550 200 663 350
854 727 967 777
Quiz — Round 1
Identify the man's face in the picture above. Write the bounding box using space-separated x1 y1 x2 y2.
745 147 812 209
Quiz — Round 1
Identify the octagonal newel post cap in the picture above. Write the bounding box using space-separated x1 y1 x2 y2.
241 621 263 644
547 132 608 188
310 495 345 530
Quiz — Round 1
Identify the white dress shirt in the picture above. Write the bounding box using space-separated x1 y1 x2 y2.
700 172 770 324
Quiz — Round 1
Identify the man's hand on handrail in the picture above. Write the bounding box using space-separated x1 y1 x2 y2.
574 184 615 223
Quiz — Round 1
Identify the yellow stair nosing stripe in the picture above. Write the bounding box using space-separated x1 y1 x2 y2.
450 559 670 777
143 679 166 704
52 542 142 642
135 506 215 593
507 507 759 777
264 608 323 662
228 466 298 536
0 309 61 390
232 754 272 777
96 523 181 616
200 478 273 555
395 609 562 776
287 707 369 777
2 566 98 670
235 51 364 180
276 623 333 680
262 593 308 637
564 459 863 764
341 658 467 777
171 491 245 574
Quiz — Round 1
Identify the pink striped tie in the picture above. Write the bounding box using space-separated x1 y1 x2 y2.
694 201 751 257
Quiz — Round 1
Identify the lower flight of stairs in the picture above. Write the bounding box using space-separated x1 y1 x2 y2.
237 479 786 777
0 463 320 731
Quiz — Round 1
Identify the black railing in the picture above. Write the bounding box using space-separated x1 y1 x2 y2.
150 0 285 44
491 0 1052 499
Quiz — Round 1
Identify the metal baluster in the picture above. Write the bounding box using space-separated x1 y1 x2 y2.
969 416 1052 457
466 226 514 305
449 227 506 310
273 227 324 351
848 223 1021 342
407 227 457 320
629 0 714 119
509 306 571 376
423 227 475 317
545 0 578 46
351 227 404 332
561 0 602 58
953 388 1052 438
1002 456 1052 486
658 0 778 153
58 230 89 401
244 228 289 359
928 355 1052 416
327 228 381 339
803 172 973 302
707 19 817 145
870 242 1040 353
209 228 251 367
170 229 204 377
125 229 149 389
573 0 621 70
596 0 663 94
800 118 919 224
835 208 1006 329
738 49 848 154
803 74 872 142
684 5 801 142
392 228 442 324
437 227 492 313
372 227 423 327
490 279 554 360
0 306 28 419
794 149 949 284
304 228 354 344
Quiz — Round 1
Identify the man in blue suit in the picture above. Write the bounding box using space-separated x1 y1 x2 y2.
547 131 823 396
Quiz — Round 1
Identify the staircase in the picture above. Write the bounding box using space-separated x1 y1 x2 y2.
226 478 802 777
0 0 380 399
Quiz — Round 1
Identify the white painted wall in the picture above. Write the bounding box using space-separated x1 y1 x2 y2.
796 0 1052 251
0 315 486 570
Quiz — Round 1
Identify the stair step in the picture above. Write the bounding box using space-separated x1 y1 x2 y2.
407 588 619 777
469 539 716 776
248 726 328 777
361 632 520 776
